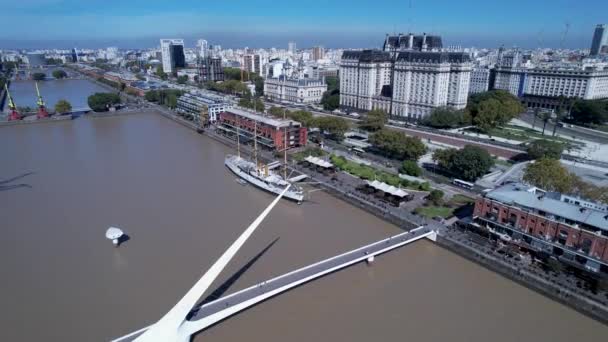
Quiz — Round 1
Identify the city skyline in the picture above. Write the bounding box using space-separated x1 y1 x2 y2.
1 0 607 49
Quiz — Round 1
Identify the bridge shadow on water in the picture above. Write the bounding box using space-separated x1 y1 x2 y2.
187 237 280 320
0 172 35 185
0 172 34 192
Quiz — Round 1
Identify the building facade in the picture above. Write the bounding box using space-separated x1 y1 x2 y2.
492 65 608 107
197 39 209 58
340 49 471 120
198 56 224 82
469 183 608 274
217 108 307 151
312 46 324 61
590 24 608 56
469 67 491 94
264 76 327 104
176 92 231 124
160 39 185 73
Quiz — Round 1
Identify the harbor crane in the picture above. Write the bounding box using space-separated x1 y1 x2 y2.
4 84 22 121
35 82 49 118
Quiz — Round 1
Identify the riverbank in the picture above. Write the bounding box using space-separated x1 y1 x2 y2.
0 114 72 127
148 109 608 325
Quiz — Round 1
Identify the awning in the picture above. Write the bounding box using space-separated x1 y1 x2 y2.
366 180 409 198
304 156 334 169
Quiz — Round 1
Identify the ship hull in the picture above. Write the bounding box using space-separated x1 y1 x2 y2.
225 155 304 203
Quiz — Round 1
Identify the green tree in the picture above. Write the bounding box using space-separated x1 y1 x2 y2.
155 65 167 80
523 158 574 193
325 76 339 92
467 90 524 132
321 90 340 111
427 189 444 205
223 67 243 81
400 160 422 177
145 90 159 102
54 99 72 114
569 100 608 125
177 75 189 84
314 116 350 140
527 140 564 160
539 110 552 135
32 72 46 81
433 145 494 181
52 69 68 79
289 110 314 127
87 93 121 112
359 109 388 132
423 107 469 128
369 129 427 161
268 106 286 117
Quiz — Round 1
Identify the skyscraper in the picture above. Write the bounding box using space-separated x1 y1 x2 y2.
312 46 324 61
288 42 296 54
71 48 78 63
196 39 209 58
590 24 608 56
160 39 185 73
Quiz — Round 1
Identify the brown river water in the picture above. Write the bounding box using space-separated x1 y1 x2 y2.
1 112 606 341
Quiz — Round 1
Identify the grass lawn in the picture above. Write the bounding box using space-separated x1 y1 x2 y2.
414 206 454 219
467 125 583 148
450 194 475 206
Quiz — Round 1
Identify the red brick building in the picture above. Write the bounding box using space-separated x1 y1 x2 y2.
470 183 608 274
217 108 307 151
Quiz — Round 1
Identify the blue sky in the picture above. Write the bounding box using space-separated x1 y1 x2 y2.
0 0 605 49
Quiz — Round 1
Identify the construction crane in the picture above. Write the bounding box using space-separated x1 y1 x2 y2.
35 82 49 119
560 22 570 50
4 84 22 121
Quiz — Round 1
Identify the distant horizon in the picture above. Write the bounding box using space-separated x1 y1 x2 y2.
1 0 606 51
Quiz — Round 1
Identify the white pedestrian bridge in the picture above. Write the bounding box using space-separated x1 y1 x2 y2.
112 187 437 342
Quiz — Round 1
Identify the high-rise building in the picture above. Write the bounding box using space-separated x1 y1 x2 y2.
196 39 209 58
198 57 224 82
71 48 78 63
160 39 185 73
312 46 324 61
243 54 263 74
340 34 471 121
590 24 608 56
288 42 296 54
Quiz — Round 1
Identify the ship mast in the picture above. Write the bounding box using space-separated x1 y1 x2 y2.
283 108 288 180
253 99 258 168
236 116 241 158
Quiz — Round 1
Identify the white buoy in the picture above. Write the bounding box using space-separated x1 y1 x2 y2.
106 227 124 247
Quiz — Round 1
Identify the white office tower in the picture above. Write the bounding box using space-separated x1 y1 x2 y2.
288 41 296 54
160 39 185 73
197 39 209 58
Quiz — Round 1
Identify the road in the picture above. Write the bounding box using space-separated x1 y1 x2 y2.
519 111 608 144
270 103 523 159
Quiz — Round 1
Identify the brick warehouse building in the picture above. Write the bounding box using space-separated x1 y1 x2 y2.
217 108 307 151
470 183 608 274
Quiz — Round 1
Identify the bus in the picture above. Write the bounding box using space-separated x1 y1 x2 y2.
452 179 474 190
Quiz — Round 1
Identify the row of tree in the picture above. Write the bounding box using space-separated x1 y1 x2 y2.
320 76 339 111
433 145 495 181
87 93 121 112
204 79 250 96
523 158 608 203
144 89 184 109
421 90 524 133
223 67 264 95
267 106 350 139
31 70 67 81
